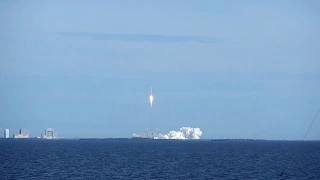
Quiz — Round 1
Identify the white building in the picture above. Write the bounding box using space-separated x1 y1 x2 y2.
13 134 29 138
41 128 56 139
4 129 9 138
13 129 30 139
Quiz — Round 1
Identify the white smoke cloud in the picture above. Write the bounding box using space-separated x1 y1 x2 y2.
156 127 202 140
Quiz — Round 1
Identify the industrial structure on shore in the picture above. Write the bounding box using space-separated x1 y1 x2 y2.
1 128 57 139
4 129 9 138
41 128 57 139
13 129 29 138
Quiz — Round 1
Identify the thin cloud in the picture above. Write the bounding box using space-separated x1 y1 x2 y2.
56 32 226 44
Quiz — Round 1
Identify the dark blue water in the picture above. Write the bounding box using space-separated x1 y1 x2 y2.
1 140 319 180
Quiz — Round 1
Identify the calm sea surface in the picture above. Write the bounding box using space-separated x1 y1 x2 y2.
0 139 319 180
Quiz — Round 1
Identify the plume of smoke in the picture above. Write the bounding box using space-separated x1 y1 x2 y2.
157 127 202 140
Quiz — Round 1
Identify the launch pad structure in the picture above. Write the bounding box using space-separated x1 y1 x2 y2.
132 87 159 139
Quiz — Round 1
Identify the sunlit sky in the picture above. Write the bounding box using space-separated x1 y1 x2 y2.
1 0 319 139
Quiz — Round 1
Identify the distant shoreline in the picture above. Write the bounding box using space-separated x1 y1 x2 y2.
1 138 319 141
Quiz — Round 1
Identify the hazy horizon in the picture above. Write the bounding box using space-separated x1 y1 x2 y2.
1 1 320 140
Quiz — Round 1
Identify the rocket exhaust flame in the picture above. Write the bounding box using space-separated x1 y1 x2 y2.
149 95 153 107
149 87 153 108
132 87 203 140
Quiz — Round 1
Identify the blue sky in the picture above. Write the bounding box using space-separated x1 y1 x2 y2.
1 0 319 139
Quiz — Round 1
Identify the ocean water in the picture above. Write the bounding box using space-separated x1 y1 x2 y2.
0 139 319 180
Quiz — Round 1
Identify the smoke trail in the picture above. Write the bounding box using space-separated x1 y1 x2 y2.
157 127 202 140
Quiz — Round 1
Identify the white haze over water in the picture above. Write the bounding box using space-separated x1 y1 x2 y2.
133 127 203 140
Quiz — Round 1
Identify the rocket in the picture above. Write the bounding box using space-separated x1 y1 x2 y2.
149 87 154 108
